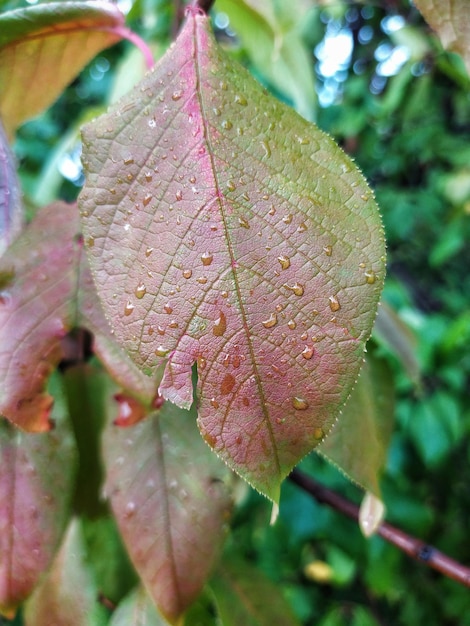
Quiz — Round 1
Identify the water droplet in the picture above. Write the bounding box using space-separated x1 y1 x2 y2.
123 156 134 165
197 276 208 284
323 245 332 256
292 396 309 410
261 140 271 157
285 282 304 296
164 303 173 314
157 325 165 335
145 171 153 182
232 354 241 368
234 94 247 105
300 331 308 340
198 356 207 370
168 320 179 328
262 312 278 328
365 269 376 284
268 205 276 216
210 397 219 409
220 81 228 90
213 107 221 116
282 214 293 224
201 252 213 266
213 311 227 336
172 90 183 101
145 247 154 257
329 295 341 312
220 373 235 395
142 193 152 207
221 291 229 298
277 255 291 270
314 428 324 440
124 301 134 316
155 345 169 357
301 345 314 360
227 180 236 191
86 236 94 248
297 222 308 233
287 319 297 330
135 283 146 299
175 190 183 201
182 269 192 279
238 216 250 229
222 120 233 130
125 501 136 517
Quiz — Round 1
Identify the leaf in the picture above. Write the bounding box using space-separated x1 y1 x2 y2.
0 1 126 137
0 376 77 614
216 0 317 120
0 119 22 256
210 555 301 626
102 399 232 625
23 518 108 626
318 355 395 496
109 587 168 626
414 0 470 76
79 11 385 501
0 202 157 432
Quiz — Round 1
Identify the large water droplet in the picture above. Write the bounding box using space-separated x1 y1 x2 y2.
124 501 136 517
277 255 291 270
292 396 309 410
329 295 341 312
155 345 170 357
297 222 308 233
220 373 235 395
301 345 314 360
123 156 134 165
143 193 152 207
182 269 192 279
323 245 333 256
262 312 278 328
285 282 305 296
282 214 293 224
201 252 213 266
210 397 219 409
164 303 173 314
124 301 134 316
213 311 227 336
238 216 250 229
175 190 183 201
287 319 297 330
172 90 183 101
222 120 233 130
135 283 146 299
365 269 376 284
234 94 247 105
145 247 154 257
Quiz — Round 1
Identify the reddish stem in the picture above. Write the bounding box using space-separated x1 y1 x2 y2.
289 469 470 588
112 25 155 70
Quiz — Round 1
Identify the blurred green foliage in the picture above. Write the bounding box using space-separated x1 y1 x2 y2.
5 0 470 624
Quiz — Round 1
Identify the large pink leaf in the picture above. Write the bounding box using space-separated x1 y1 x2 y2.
80 11 385 501
0 381 77 614
103 399 232 624
0 202 157 432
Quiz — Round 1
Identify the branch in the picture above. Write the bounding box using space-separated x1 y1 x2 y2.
289 469 470 588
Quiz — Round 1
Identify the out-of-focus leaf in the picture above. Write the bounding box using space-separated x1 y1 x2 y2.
0 119 22 256
0 1 126 137
210 555 301 626
80 11 385 502
109 587 168 626
0 202 157 432
373 301 421 386
414 0 470 76
0 375 76 614
216 0 317 120
23 518 107 626
318 355 395 496
102 399 232 625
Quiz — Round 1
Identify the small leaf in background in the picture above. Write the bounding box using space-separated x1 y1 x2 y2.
0 201 157 432
210 555 301 626
0 375 77 615
109 587 168 626
0 1 128 138
103 399 232 625
80 11 385 501
23 518 108 626
0 119 22 256
318 355 395 497
215 0 317 120
414 0 470 76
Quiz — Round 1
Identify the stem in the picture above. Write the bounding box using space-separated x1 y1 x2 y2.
111 26 155 70
289 469 470 588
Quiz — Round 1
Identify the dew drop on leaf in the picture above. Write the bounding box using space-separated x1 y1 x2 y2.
163 303 173 314
210 398 219 409
135 283 146 299
301 346 314 360
197 276 208 284
329 295 341 312
287 319 297 330
262 312 278 328
124 301 135 316
238 216 250 229
314 428 324 440
143 193 152 206
277 255 291 270
297 222 308 232
220 373 235 395
365 269 376 284
282 214 293 224
124 501 136 517
285 282 304 296
182 269 192 279
292 397 309 410
155 345 170 357
175 190 183 201
213 311 227 336
323 245 333 256
172 90 183 101
222 120 233 130
201 252 213 266
145 247 154 257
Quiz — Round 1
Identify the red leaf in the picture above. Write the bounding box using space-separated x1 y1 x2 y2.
80 12 385 501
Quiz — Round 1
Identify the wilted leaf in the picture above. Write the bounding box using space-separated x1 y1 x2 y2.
318 355 395 496
24 518 107 626
0 202 157 432
0 1 126 137
216 0 317 120
0 119 22 256
0 377 76 614
80 11 385 501
103 399 232 625
210 555 301 626
109 587 168 626
414 0 470 76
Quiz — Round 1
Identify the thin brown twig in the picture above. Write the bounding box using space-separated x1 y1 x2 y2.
289 468 470 588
